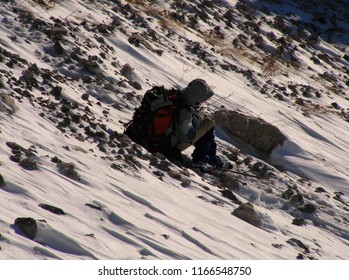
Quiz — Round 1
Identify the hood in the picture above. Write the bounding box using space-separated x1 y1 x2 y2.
181 79 214 107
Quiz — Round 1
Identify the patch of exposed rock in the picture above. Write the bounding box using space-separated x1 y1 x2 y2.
214 109 286 155
232 202 261 227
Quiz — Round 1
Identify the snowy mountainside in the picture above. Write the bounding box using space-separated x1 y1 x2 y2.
0 0 349 260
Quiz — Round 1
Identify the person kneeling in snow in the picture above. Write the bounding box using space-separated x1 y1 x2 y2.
125 78 232 171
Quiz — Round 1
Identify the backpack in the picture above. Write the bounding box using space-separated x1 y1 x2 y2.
124 86 182 152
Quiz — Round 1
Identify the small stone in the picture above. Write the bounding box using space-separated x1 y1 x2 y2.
0 174 5 187
39 204 65 215
220 189 241 204
167 170 182 180
57 162 80 181
299 204 316 213
292 218 306 226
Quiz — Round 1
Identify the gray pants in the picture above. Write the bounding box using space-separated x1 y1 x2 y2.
178 118 216 151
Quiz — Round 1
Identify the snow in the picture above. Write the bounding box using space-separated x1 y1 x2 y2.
1 0 349 265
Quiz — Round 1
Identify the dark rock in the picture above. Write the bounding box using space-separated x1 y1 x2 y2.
281 187 295 200
344 54 349 62
291 194 304 205
6 142 25 151
297 253 305 259
10 154 22 163
216 172 240 190
44 27 68 40
152 170 164 177
53 41 64 54
19 158 39 170
120 64 133 80
128 33 141 47
81 93 89 100
220 189 241 204
51 156 62 164
85 203 102 211
123 155 142 170
50 86 62 99
31 18 47 30
287 238 310 253
180 180 191 188
129 80 142 90
14 217 37 239
299 204 316 213
167 170 182 181
57 162 80 181
0 174 5 187
315 187 327 193
292 218 306 226
331 102 341 110
39 204 65 215
80 58 100 74
295 98 305 106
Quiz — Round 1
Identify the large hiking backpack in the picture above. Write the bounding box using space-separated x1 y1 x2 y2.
124 86 182 152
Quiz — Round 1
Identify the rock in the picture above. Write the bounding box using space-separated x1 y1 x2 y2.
220 189 241 204
120 64 133 80
298 204 316 213
81 93 89 100
14 217 37 239
39 204 65 215
281 187 295 200
315 187 327 193
19 158 39 170
0 93 18 114
85 203 102 211
10 154 22 163
50 86 62 99
180 180 191 188
129 80 142 90
57 162 80 181
292 218 307 226
232 202 261 227
6 141 25 152
291 194 304 205
53 41 64 54
215 172 240 190
344 54 349 62
287 238 310 254
214 110 286 155
0 174 5 187
167 170 182 181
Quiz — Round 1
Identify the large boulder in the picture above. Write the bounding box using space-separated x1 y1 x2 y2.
0 93 18 114
213 109 286 155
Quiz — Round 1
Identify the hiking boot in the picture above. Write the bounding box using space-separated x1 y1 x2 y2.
191 162 214 173
215 160 233 170
208 156 233 170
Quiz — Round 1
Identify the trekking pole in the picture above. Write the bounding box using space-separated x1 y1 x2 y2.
212 92 234 109
224 169 271 180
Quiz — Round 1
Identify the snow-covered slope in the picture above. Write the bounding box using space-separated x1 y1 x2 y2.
1 0 349 260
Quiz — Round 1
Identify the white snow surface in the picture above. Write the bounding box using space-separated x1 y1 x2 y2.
0 0 349 260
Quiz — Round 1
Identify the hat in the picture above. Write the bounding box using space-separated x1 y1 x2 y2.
181 79 214 107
